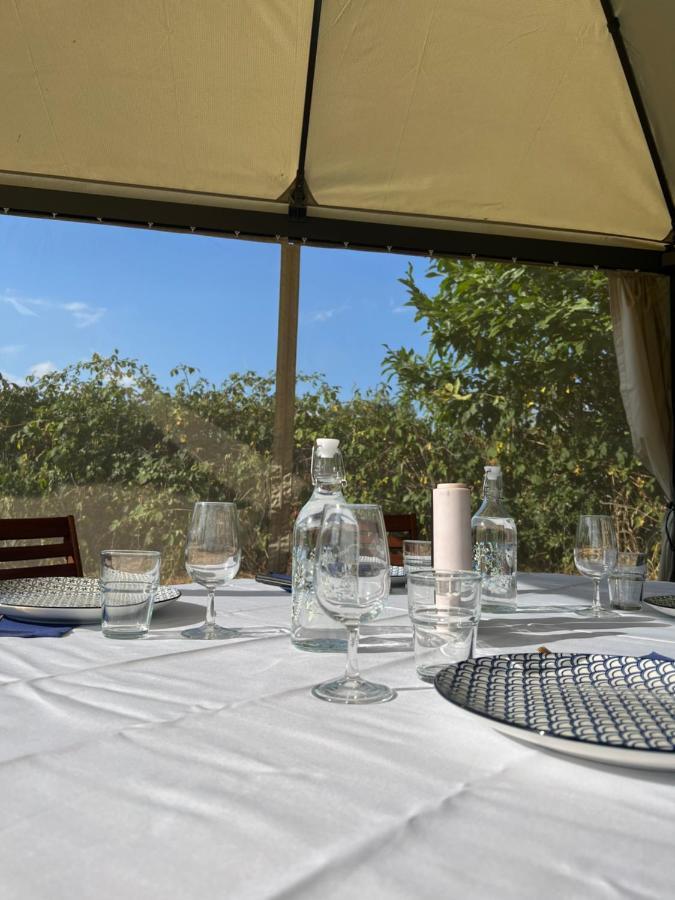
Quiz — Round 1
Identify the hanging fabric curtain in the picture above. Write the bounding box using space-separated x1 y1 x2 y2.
608 272 673 579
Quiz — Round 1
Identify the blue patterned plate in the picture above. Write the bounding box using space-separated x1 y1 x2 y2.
0 577 181 625
389 565 407 588
642 595 675 619
434 653 675 770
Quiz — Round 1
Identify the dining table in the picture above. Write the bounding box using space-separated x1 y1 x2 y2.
1 572 674 900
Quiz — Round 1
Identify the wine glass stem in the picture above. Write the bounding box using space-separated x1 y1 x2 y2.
344 625 361 682
592 577 601 614
206 589 216 628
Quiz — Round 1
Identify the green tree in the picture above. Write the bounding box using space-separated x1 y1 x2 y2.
383 259 663 572
0 262 663 579
0 354 274 578
0 355 447 578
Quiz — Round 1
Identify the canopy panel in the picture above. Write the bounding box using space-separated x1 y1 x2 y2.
0 0 672 253
306 0 669 242
614 0 675 218
0 0 312 200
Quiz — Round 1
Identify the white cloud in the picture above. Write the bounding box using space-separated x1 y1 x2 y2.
2 291 105 328
62 301 106 328
391 305 411 314
28 361 57 379
2 295 39 317
309 304 350 323
1 357 58 384
0 343 25 354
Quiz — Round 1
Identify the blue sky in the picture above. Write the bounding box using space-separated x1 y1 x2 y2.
0 216 431 395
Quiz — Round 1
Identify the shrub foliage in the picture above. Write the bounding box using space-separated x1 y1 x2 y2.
0 261 663 580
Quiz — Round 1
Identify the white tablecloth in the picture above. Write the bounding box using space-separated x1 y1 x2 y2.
1 574 674 899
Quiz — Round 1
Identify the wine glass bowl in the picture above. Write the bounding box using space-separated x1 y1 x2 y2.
574 515 618 617
185 548 240 589
313 504 395 704
573 547 617 578
182 501 241 640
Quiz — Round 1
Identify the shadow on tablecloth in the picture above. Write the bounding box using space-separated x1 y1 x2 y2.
480 613 670 649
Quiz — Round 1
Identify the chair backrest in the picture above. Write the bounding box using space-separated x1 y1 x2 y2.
383 513 419 566
0 516 84 581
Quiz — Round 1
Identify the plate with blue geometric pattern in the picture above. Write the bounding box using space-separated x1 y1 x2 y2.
0 577 180 624
642 595 675 619
434 652 675 770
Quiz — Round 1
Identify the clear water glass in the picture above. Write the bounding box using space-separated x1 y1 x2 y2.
574 515 618 617
608 573 644 610
313 503 395 704
182 502 241 640
613 550 647 576
408 570 481 682
100 550 161 639
403 539 432 574
608 551 646 610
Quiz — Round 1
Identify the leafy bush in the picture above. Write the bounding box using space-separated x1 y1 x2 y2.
0 262 664 581
383 260 664 573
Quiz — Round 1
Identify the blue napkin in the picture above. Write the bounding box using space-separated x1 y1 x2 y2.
643 651 674 663
271 573 292 592
255 573 292 592
0 617 74 638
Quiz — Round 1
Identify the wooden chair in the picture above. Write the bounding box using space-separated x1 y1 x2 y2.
0 516 84 581
384 513 419 566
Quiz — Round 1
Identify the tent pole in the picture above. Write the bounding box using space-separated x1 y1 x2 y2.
268 241 301 573
669 272 675 580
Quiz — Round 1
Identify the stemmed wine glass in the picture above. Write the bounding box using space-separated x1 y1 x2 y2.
574 515 618 617
182 502 241 640
313 503 396 704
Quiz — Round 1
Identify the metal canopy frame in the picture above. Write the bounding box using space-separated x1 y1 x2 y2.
0 0 673 273
0 183 669 273
288 0 323 218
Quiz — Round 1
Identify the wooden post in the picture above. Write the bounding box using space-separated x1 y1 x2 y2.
268 241 301 572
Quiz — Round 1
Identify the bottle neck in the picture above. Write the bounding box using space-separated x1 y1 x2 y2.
314 479 344 496
483 474 502 501
311 449 345 489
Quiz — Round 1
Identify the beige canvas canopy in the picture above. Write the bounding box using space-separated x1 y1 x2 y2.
1 0 674 569
1 0 673 264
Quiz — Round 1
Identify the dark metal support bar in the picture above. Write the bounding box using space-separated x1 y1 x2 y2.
271 1 321 563
666 271 675 580
289 0 323 217
602 0 675 577
600 0 675 234
0 184 666 272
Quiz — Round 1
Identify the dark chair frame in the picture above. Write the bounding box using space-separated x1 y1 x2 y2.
384 513 419 566
0 516 84 581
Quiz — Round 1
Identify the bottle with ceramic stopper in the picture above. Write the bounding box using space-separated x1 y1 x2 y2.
291 438 348 651
471 465 518 611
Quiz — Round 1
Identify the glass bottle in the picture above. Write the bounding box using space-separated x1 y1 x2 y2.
471 465 518 612
291 438 348 651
